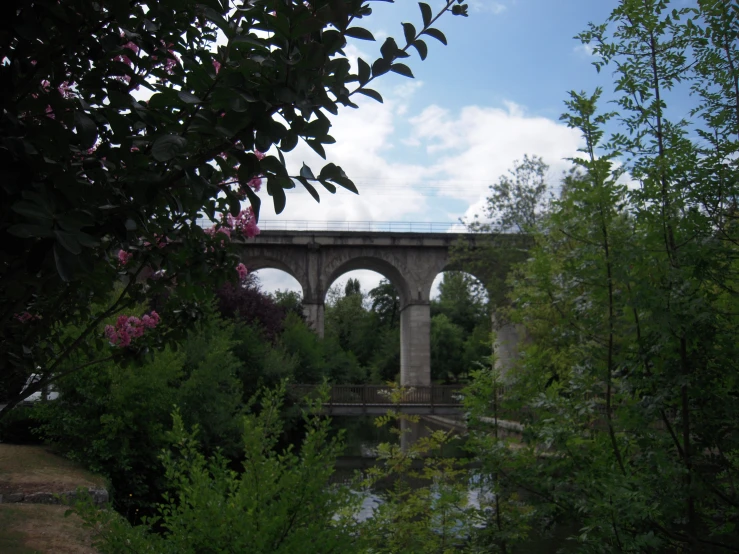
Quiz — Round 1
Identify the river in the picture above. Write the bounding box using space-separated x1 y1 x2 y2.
328 416 577 552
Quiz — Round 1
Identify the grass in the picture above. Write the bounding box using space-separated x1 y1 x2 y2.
0 444 106 496
0 444 105 553
0 504 98 554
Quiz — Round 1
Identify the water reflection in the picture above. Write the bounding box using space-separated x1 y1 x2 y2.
329 415 572 552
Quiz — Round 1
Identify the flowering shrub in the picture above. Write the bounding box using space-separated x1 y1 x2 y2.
104 312 160 348
1 0 466 415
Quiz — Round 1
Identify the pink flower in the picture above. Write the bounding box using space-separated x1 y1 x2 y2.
123 41 139 55
118 249 133 266
45 105 54 119
105 311 160 347
236 263 248 281
58 81 74 99
224 207 260 238
254 150 265 160
247 177 262 192
212 59 221 74
16 312 34 323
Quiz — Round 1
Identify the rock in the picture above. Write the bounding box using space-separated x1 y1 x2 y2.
24 492 55 504
6 493 24 503
90 488 109 505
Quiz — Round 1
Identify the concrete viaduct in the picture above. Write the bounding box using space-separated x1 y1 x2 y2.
237 230 523 386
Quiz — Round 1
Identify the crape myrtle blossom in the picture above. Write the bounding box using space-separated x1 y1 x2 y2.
118 249 133 266
104 311 160 348
236 263 248 281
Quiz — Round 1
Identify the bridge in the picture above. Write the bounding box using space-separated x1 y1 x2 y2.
291 384 465 415
237 228 526 386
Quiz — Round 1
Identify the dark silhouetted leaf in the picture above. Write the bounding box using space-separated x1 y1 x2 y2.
424 27 447 45
372 58 391 77
74 111 98 149
356 88 383 103
419 2 432 26
402 22 417 45
300 163 316 180
412 39 428 60
296 177 320 202
152 135 187 162
177 91 201 104
390 63 414 78
344 27 375 41
358 58 371 84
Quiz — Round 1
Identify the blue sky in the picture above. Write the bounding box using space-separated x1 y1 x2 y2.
254 0 666 295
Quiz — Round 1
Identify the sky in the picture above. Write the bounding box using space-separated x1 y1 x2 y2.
251 0 648 296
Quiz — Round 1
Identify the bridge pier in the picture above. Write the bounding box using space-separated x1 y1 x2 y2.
400 302 431 387
302 302 325 338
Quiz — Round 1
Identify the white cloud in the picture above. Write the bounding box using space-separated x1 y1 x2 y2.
252 86 583 295
470 0 507 14
408 101 583 221
574 43 595 57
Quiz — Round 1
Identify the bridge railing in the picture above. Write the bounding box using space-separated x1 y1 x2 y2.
197 219 468 234
290 384 465 406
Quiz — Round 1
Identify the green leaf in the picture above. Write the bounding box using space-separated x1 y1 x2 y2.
243 181 261 221
412 39 428 60
267 176 287 214
152 135 187 162
300 163 316 180
177 91 201 104
423 28 447 45
358 58 371 85
7 224 53 238
54 230 82 255
402 22 417 45
73 111 98 150
201 6 230 34
356 88 383 103
281 132 298 152
344 27 375 41
53 243 76 282
390 63 414 78
12 201 52 222
419 2 432 26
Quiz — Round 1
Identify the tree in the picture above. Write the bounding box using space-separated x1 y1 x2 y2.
73 387 358 554
369 279 400 326
344 277 362 297
0 0 469 416
466 1 739 550
468 155 552 234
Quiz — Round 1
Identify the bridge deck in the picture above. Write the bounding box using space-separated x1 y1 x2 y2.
291 385 465 416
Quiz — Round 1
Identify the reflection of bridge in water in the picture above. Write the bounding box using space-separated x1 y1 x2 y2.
291 384 465 416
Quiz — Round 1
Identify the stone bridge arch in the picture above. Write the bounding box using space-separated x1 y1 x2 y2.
237 230 519 386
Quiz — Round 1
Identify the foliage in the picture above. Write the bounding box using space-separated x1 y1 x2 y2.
356 385 477 554
271 289 304 318
74 386 357 554
469 154 552 234
215 277 287 340
33 308 245 516
430 272 491 382
0 0 467 416
369 279 400 326
465 1 739 550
